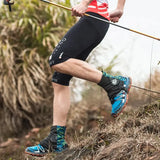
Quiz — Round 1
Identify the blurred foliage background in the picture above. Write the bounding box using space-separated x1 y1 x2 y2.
0 0 76 142
0 0 160 146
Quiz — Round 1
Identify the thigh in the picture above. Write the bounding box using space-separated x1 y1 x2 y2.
50 13 109 86
49 15 103 66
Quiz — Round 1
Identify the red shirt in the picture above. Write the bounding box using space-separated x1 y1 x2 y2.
86 0 110 20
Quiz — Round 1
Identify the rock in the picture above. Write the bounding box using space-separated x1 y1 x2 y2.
31 128 40 134
25 134 30 139
0 138 19 148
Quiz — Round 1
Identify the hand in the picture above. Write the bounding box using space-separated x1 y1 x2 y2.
109 9 123 23
72 2 88 17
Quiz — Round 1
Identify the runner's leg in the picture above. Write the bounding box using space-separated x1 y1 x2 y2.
25 13 109 156
52 83 70 126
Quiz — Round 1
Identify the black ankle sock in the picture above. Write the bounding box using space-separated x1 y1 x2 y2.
98 74 124 103
98 74 111 88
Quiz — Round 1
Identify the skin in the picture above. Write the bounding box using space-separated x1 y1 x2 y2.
52 0 126 126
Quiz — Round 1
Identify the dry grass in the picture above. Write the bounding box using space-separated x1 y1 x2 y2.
1 92 160 159
20 100 160 160
0 0 76 141
54 100 160 160
0 40 53 141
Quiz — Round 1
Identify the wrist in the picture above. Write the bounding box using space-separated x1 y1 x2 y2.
117 6 124 12
116 7 124 16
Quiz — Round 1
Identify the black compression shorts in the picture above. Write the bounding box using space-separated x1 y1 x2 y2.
49 12 110 86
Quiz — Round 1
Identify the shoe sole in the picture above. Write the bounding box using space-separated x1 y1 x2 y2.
25 151 46 157
111 77 132 118
25 147 69 157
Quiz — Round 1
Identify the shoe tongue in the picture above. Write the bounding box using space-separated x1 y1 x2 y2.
50 126 57 133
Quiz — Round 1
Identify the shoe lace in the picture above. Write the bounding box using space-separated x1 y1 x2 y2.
37 145 46 153
111 90 125 104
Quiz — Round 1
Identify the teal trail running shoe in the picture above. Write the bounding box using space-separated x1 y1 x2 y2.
98 72 132 117
110 76 132 117
25 126 68 157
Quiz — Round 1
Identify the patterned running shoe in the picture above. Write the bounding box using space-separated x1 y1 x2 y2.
25 126 68 157
98 72 132 117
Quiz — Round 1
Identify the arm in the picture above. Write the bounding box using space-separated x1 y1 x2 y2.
109 0 126 23
117 0 126 11
72 0 92 17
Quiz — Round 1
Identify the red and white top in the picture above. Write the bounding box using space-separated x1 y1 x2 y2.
86 0 110 20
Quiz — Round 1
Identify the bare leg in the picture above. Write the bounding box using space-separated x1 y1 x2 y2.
53 58 102 83
51 58 102 126
52 82 70 126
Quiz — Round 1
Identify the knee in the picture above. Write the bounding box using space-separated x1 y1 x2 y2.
51 60 69 73
52 82 69 94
